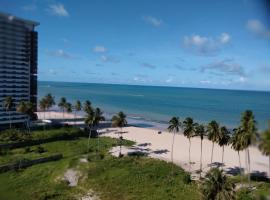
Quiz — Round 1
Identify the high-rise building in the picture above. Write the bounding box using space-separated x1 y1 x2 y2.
0 12 39 127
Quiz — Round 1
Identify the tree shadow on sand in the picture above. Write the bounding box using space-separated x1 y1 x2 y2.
152 149 169 154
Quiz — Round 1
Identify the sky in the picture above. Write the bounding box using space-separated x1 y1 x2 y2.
1 0 270 91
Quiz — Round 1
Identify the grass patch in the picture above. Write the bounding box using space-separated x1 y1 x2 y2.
0 128 199 200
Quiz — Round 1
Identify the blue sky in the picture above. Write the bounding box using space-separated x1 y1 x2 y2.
1 0 270 91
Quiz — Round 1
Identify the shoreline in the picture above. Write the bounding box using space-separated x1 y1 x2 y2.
36 111 270 178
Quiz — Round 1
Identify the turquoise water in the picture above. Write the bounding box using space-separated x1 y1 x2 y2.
38 81 270 130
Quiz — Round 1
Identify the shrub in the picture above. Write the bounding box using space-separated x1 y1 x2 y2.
24 147 31 153
182 173 191 184
236 188 254 200
35 146 46 154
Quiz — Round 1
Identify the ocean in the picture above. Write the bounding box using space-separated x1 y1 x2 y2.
38 81 270 130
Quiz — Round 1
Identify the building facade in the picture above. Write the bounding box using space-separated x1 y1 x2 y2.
0 13 39 127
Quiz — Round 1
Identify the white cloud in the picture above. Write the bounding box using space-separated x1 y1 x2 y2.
143 16 162 27
219 33 230 44
200 80 211 84
48 3 69 17
202 59 246 76
237 76 247 83
247 19 270 39
133 77 139 81
165 77 173 83
93 46 107 53
47 49 74 59
22 4 37 11
141 62 156 69
101 55 119 63
183 33 231 56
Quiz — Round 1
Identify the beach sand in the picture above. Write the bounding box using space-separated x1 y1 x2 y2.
36 111 269 178
101 126 269 178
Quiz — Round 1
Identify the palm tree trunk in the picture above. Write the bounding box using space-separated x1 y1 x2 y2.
247 148 251 188
97 128 100 153
200 138 203 178
171 130 176 163
74 111 77 125
8 110 11 129
87 125 92 152
269 156 270 178
238 151 243 186
210 142 214 167
189 138 191 172
26 116 31 135
222 146 225 165
119 127 123 157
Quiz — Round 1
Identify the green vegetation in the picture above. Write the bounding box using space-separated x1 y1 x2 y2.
0 127 199 200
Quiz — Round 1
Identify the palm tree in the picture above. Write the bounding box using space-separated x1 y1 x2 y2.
218 126 231 165
65 102 72 123
207 120 220 166
230 128 245 182
93 108 105 152
39 98 47 129
17 101 35 134
84 104 94 152
195 124 206 178
182 117 197 171
201 168 235 200
83 100 91 112
258 122 270 177
239 110 257 186
44 93 55 118
58 97 66 120
74 100 82 125
3 96 15 129
111 111 127 157
168 117 181 163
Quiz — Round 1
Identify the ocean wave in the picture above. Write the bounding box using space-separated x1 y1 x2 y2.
128 94 144 97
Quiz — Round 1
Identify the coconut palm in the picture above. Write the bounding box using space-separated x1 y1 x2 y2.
207 120 220 166
39 98 47 129
111 111 127 157
168 117 181 163
44 93 55 118
230 128 245 181
195 124 206 178
93 107 105 152
258 122 270 177
218 126 231 165
182 117 197 171
3 96 15 129
74 100 82 125
58 97 66 120
17 101 35 134
239 110 257 186
83 100 91 112
84 105 94 152
65 102 72 123
201 168 235 200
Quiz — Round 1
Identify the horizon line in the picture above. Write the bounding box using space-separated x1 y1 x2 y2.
38 80 270 93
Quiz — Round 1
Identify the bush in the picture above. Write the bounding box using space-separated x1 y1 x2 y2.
0 129 28 142
35 146 46 154
182 173 191 184
0 147 10 155
236 188 254 200
24 147 31 153
99 152 105 160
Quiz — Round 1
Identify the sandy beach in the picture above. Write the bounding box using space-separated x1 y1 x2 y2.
103 126 269 178
36 111 270 178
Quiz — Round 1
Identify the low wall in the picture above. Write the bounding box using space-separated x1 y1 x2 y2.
0 154 63 173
